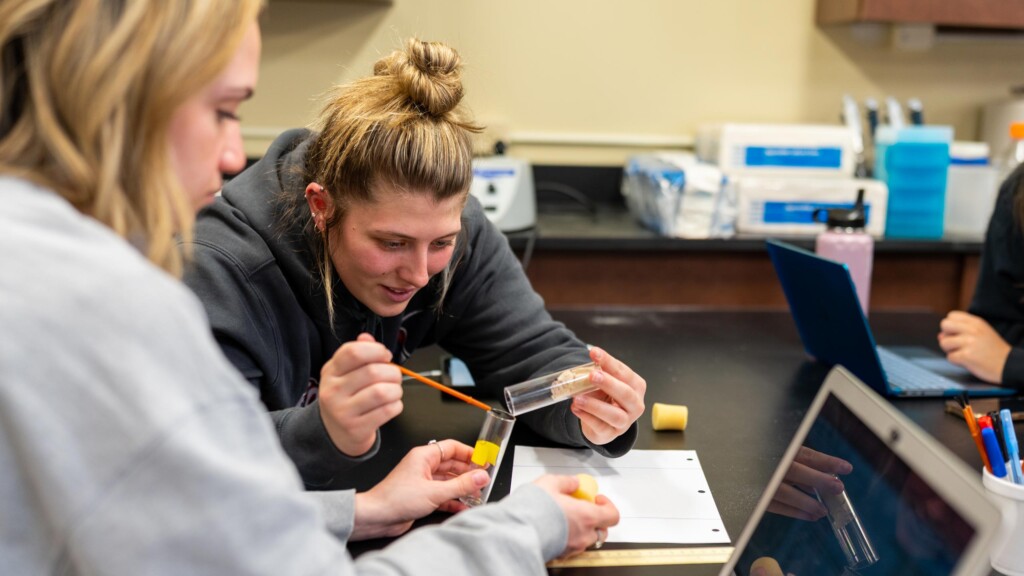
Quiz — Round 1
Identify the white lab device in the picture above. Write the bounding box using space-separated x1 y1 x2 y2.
470 157 536 232
696 123 859 179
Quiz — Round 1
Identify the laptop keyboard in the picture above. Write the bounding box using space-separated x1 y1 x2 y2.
876 347 965 392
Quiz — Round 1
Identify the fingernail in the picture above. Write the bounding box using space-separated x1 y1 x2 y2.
472 470 490 486
590 347 604 362
752 568 766 576
574 395 587 409
591 370 603 384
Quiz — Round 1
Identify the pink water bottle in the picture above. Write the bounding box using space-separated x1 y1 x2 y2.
814 189 874 314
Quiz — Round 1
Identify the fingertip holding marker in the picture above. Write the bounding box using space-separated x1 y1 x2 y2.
652 402 688 431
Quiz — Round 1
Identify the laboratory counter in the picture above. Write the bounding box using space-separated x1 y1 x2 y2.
347 307 1007 576
506 202 984 315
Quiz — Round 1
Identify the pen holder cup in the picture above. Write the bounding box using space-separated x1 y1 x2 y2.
983 465 1024 576
460 408 515 507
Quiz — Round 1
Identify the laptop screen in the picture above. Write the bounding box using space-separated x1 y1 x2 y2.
722 368 997 576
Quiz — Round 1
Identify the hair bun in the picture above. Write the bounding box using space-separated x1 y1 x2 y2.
374 38 464 117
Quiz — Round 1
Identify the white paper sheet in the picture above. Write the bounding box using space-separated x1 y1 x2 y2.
509 447 729 544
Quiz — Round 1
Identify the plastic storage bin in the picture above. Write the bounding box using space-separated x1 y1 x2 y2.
945 142 999 236
875 126 952 239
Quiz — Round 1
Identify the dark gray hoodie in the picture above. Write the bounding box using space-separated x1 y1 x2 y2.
184 129 637 489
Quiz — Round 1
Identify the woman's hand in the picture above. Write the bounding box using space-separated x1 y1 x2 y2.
531 474 620 558
767 446 852 521
570 347 647 446
938 311 1011 384
351 439 489 540
318 332 403 456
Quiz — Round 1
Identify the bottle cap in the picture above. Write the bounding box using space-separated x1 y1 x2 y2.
814 189 867 229
1011 122 1024 140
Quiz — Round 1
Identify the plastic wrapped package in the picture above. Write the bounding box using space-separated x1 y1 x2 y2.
621 153 735 238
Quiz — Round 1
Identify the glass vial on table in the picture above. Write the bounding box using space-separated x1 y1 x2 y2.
460 408 516 507
503 362 597 417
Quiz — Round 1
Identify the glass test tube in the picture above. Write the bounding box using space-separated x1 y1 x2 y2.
460 408 516 507
503 362 597 417
815 478 878 570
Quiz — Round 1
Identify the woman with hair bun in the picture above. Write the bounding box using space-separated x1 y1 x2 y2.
185 38 647 490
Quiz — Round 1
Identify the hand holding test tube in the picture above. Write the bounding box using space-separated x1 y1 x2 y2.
460 408 516 507
768 446 852 522
504 363 598 416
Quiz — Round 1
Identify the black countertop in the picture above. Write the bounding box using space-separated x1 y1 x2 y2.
348 308 1007 575
506 205 985 254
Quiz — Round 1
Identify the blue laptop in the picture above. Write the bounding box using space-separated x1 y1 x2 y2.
766 239 1014 398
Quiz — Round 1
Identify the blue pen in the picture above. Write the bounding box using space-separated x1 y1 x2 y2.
982 427 1007 479
1000 409 1022 484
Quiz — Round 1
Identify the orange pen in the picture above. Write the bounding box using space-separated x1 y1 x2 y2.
964 405 992 473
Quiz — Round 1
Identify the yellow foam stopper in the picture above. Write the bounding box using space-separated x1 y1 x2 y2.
570 473 599 502
651 402 688 431
471 439 500 467
749 556 783 576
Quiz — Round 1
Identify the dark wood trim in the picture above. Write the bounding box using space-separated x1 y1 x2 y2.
523 249 979 314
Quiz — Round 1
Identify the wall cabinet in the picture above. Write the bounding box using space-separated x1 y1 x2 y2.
817 0 1024 29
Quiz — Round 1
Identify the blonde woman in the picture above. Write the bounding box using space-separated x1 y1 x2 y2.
0 2 617 574
186 39 647 489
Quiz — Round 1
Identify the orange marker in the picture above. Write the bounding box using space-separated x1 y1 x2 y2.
964 405 992 473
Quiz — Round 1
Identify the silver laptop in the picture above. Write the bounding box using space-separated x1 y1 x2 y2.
767 238 1013 398
720 366 1002 576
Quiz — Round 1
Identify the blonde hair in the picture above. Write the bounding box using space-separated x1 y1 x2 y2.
0 0 262 276
300 38 482 322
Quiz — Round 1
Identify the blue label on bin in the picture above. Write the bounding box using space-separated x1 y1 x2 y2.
950 157 988 166
473 168 517 178
744 146 842 168
761 201 871 224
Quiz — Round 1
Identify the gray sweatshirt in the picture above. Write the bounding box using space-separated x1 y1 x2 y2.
184 129 637 489
0 177 566 575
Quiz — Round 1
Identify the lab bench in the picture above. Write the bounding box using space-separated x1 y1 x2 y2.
351 308 1004 575
505 202 984 315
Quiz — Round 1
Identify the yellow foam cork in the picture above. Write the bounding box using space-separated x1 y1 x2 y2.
571 473 599 502
749 557 783 576
651 403 688 431
471 440 500 467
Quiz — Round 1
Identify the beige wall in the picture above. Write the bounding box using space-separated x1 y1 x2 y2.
245 0 1024 164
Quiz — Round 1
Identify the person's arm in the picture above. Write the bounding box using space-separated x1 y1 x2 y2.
65 283 608 576
1002 347 1024 388
73 385 578 576
355 485 566 574
938 310 1012 384
435 198 641 457
969 167 1024 343
270 401 381 490
184 230 374 489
